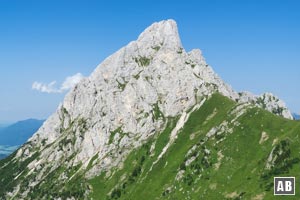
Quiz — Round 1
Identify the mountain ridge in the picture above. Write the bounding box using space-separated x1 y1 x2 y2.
293 113 300 120
0 119 44 159
0 19 297 199
0 119 45 146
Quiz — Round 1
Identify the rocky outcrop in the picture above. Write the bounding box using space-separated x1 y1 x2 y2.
238 91 293 119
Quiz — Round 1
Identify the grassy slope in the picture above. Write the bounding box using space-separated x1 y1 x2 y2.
89 93 300 200
0 93 299 199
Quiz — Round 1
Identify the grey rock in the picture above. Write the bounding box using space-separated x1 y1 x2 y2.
9 19 294 198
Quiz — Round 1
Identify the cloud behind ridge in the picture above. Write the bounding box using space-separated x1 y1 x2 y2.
32 73 84 93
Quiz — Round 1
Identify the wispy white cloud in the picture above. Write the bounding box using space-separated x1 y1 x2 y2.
32 81 60 93
32 73 84 93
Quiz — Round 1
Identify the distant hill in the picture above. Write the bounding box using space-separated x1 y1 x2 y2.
0 123 11 128
0 119 44 146
293 113 300 120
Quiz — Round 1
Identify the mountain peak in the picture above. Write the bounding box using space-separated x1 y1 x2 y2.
137 19 182 50
0 19 296 199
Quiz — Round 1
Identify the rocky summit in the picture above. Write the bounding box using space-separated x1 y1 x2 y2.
0 20 299 200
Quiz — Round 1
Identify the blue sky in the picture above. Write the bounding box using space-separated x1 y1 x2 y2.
0 0 299 123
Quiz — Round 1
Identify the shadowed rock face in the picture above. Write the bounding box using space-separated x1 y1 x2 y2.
0 19 294 199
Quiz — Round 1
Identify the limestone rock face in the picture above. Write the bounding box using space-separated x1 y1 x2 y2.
11 19 293 197
19 19 240 170
238 91 293 119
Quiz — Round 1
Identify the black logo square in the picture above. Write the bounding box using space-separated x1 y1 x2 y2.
274 177 295 195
